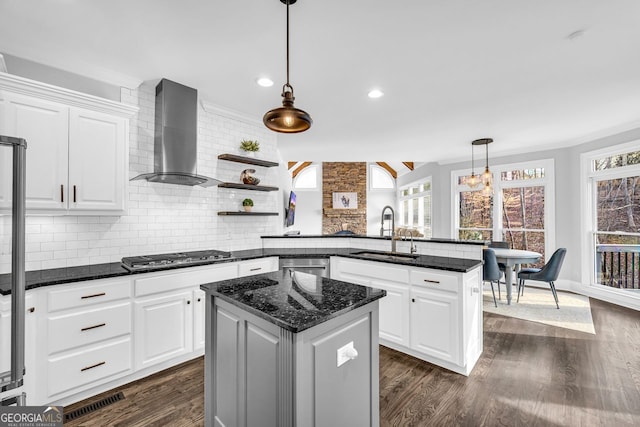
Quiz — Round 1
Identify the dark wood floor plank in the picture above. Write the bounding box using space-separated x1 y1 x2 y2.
64 298 640 426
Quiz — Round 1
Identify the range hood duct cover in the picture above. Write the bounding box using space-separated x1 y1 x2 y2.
131 78 221 187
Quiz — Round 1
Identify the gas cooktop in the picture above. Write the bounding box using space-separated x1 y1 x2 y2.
121 249 233 271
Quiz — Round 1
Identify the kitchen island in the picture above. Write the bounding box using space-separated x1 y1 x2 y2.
200 269 386 427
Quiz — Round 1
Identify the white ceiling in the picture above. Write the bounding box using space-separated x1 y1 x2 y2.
1 0 639 163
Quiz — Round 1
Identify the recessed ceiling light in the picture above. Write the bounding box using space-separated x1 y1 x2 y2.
368 89 384 99
256 77 274 87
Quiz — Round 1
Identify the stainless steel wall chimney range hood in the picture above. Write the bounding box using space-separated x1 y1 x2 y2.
131 78 221 187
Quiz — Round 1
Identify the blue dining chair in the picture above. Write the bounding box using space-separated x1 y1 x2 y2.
483 248 502 307
489 241 509 291
517 248 567 309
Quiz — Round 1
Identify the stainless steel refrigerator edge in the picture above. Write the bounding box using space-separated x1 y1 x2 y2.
0 135 27 406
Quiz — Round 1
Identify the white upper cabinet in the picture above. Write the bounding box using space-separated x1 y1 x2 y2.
0 73 137 215
3 94 69 210
68 108 126 212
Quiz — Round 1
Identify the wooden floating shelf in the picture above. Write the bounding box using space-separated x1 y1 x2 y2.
218 183 279 192
218 154 279 168
218 211 279 216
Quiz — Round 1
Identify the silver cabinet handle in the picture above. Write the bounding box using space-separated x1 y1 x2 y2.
81 361 105 372
81 323 106 332
423 279 440 284
250 267 262 271
60 184 64 203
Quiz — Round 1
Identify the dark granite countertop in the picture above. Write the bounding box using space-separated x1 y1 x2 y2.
261 234 488 245
200 270 386 333
0 247 481 295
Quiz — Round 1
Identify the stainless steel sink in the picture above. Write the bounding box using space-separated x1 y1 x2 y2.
352 251 419 261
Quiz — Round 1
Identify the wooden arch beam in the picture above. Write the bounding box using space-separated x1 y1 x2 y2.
402 162 414 171
376 162 397 179
292 161 313 178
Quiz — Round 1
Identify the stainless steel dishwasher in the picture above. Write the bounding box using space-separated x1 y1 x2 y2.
279 257 330 278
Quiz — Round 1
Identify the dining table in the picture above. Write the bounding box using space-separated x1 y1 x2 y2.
491 248 542 305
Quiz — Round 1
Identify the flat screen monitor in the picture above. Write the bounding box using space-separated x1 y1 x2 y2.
285 191 296 227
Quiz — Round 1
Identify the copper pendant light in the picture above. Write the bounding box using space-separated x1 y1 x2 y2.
263 0 312 133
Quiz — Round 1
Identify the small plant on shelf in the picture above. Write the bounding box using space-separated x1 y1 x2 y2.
242 198 254 212
239 139 260 156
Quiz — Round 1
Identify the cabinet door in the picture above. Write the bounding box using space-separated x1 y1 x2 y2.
0 298 9 375
410 286 460 365
134 290 193 370
68 108 126 212
369 278 410 347
193 289 206 351
3 94 68 210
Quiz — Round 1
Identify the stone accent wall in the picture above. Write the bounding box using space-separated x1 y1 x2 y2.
322 162 367 234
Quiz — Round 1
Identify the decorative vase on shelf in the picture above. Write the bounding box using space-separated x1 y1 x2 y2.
242 198 254 212
240 169 260 185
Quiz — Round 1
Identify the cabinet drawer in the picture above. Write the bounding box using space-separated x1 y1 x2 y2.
47 337 132 397
47 302 131 355
410 269 459 293
237 257 278 277
48 279 131 312
135 263 238 297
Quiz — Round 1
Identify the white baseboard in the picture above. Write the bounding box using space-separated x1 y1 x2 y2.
558 279 640 311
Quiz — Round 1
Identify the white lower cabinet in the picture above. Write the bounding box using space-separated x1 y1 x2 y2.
410 286 459 364
236 256 279 277
134 290 194 370
0 292 37 404
35 278 134 404
47 338 132 398
10 258 278 406
330 257 411 347
331 256 482 375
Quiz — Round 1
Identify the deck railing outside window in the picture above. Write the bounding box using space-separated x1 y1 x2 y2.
596 244 640 290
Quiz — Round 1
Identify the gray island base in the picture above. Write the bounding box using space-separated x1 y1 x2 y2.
201 269 386 427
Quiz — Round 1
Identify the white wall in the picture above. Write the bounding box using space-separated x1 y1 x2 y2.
0 79 284 273
366 166 396 236
289 166 324 235
2 53 122 101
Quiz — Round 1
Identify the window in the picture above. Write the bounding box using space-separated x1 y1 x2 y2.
398 179 432 237
453 159 555 263
583 142 640 291
370 164 395 190
292 165 318 190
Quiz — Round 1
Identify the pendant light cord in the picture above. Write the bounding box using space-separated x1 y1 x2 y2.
485 143 489 171
285 0 291 90
471 144 475 174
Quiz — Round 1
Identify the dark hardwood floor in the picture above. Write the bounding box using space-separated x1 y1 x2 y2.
64 298 640 426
